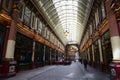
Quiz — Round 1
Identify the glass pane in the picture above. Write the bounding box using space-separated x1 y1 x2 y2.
23 7 31 27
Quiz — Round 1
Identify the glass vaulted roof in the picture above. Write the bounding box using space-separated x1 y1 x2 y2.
35 0 93 45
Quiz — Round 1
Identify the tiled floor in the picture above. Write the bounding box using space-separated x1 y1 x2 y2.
1 62 110 80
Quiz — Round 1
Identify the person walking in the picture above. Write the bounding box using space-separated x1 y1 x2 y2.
83 59 88 70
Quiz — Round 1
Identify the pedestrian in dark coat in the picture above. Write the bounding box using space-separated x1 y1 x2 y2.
83 59 88 70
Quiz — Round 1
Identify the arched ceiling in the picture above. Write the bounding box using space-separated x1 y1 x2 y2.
34 0 94 45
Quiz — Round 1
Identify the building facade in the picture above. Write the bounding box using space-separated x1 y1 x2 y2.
0 0 65 77
79 0 120 79
0 0 120 79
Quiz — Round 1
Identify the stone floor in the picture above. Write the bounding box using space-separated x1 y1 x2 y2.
0 62 110 80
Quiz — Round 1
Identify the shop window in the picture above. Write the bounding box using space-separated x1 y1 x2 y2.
34 42 44 67
2 0 13 12
23 6 31 28
14 33 33 71
101 31 113 65
45 46 50 64
93 40 100 68
51 50 56 62
0 26 6 62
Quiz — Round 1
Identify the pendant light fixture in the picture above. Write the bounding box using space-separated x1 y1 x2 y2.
64 2 69 36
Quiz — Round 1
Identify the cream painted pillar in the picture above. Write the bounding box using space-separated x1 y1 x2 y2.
111 36 120 61
98 39 103 62
5 21 16 59
32 41 35 62
32 41 35 68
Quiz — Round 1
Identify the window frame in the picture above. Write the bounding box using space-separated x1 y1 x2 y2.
2 0 13 12
101 1 106 20
23 6 32 28
31 12 36 30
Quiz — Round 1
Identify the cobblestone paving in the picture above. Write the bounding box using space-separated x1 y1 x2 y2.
2 62 110 80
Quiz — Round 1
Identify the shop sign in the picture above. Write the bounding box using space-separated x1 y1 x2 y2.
111 68 116 76
9 61 17 64
9 66 15 73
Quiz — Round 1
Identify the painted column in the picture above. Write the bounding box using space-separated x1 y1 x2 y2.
98 39 104 71
2 7 19 77
5 0 20 60
32 41 35 68
98 39 103 63
43 45 46 65
5 21 16 59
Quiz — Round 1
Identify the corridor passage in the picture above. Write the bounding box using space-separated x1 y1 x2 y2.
3 62 110 80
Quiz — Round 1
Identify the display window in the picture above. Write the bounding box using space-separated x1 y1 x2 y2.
101 31 113 72
101 31 113 64
44 46 50 65
14 33 33 71
0 26 6 62
34 42 44 67
93 40 100 68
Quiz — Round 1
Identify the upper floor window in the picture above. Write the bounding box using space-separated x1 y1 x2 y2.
101 1 106 20
43 27 47 38
23 6 31 28
2 0 13 12
46 29 50 39
95 9 100 27
92 18 96 31
86 30 89 40
0 0 1 5
31 12 36 30
50 33 52 42
37 19 43 34
19 3 25 21
89 24 92 36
